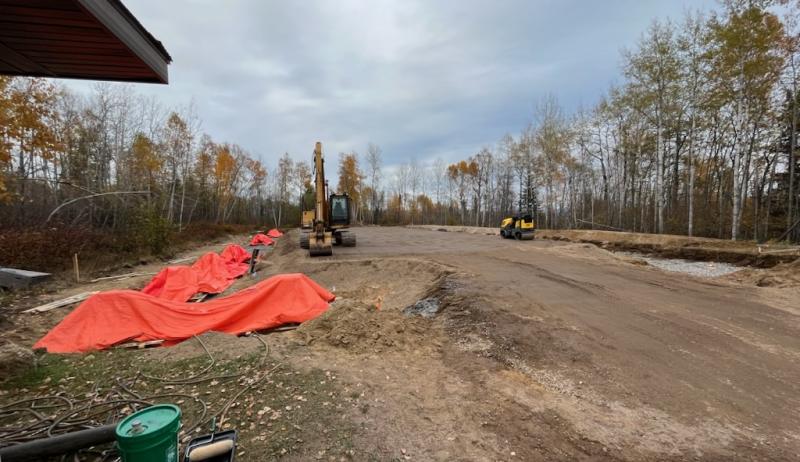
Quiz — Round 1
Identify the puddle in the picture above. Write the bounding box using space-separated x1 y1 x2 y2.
616 252 743 278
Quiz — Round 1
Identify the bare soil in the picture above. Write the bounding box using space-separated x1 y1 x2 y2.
272 227 800 460
3 226 800 461
412 225 800 267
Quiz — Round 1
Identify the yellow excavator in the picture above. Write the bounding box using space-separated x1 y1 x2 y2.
299 142 356 256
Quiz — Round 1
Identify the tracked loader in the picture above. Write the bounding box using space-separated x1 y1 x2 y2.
299 142 356 256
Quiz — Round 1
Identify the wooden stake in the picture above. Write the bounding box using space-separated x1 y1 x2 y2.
72 253 80 283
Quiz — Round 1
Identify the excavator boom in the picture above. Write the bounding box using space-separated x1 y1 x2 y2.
308 142 333 256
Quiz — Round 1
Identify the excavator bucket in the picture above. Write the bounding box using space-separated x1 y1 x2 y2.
309 231 333 257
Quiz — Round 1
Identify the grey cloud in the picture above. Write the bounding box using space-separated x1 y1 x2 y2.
65 0 717 168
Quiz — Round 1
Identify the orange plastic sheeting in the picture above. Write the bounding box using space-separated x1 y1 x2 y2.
189 253 240 293
141 244 251 302
267 229 283 238
220 243 250 264
34 273 335 353
140 266 199 302
250 233 275 246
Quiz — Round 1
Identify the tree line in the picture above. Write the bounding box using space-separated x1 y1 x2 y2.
1 1 799 244
0 78 318 241
338 1 800 242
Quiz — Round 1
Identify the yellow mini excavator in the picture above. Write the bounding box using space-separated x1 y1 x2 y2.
299 142 356 256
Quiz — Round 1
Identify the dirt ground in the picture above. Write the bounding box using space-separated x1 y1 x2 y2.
410 225 800 268
2 227 800 460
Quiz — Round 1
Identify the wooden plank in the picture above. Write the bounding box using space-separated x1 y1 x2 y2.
167 256 195 264
261 324 300 334
23 291 98 314
188 293 208 303
90 272 153 283
117 339 164 349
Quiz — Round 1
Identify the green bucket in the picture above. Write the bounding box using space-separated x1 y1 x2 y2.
116 404 181 462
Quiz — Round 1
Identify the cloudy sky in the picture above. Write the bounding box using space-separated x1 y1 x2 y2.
68 0 716 169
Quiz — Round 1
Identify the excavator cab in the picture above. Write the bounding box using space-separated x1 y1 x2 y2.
329 194 350 227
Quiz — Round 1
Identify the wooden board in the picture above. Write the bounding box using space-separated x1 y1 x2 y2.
23 291 98 314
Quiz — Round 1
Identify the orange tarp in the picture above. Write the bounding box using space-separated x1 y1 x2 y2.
220 243 251 264
141 244 250 302
33 273 334 353
267 229 284 238
250 233 275 246
139 266 199 303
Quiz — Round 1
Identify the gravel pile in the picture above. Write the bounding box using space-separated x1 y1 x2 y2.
616 252 742 278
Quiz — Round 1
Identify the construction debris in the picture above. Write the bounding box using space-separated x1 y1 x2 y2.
22 291 99 314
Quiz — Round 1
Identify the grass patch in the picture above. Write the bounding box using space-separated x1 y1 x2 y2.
1 354 70 390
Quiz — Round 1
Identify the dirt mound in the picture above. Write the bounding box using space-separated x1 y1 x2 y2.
296 299 439 354
725 258 800 288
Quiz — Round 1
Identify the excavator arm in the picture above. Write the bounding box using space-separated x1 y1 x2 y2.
309 142 333 256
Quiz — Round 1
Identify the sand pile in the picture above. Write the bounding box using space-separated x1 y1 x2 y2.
296 300 437 354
